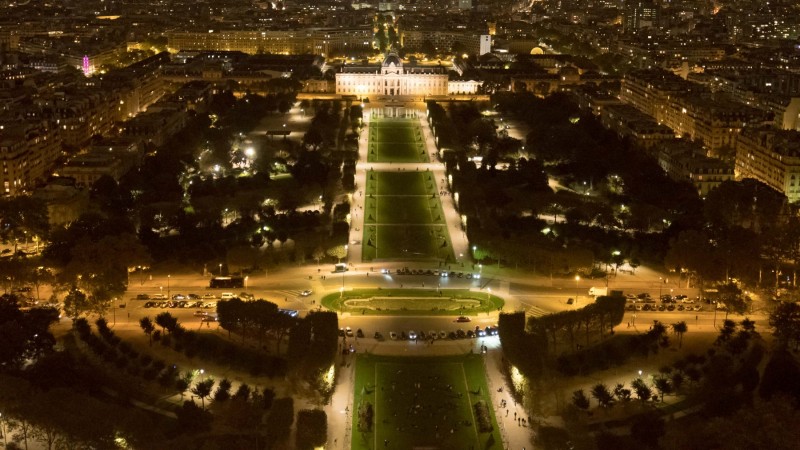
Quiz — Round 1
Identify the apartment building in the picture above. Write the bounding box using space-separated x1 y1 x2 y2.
735 127 800 202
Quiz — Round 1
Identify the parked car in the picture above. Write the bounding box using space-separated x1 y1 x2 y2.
144 302 154 308
345 327 353 338
172 294 186 300
456 330 466 339
408 330 417 340
389 331 398 340
202 294 217 300
300 289 313 296
357 329 364 338
136 294 150 300
439 330 447 339
374 332 384 340
193 311 209 317
429 330 437 340
456 316 471 323
220 292 235 300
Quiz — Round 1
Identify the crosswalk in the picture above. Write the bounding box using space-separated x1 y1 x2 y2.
526 305 551 317
266 289 306 300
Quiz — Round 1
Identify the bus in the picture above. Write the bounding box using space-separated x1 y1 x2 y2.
209 276 244 289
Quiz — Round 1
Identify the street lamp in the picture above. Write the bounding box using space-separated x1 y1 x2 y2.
244 276 249 290
199 369 205 382
219 264 223 276
575 275 581 305
487 287 491 303
167 274 171 299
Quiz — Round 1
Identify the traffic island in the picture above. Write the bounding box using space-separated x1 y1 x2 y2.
321 288 504 316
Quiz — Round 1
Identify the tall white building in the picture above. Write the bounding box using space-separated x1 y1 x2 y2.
335 53 480 97
479 35 491 55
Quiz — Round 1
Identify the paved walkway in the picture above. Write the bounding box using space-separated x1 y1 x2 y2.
348 104 467 265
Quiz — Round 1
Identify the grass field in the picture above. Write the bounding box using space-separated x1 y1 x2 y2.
362 171 453 261
365 171 437 196
363 196 445 225
367 119 428 163
352 354 502 450
362 225 452 261
320 288 504 316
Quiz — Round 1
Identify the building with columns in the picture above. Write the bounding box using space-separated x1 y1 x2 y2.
335 53 480 97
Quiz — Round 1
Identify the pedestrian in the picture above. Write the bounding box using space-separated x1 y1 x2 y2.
514 412 517 420
506 409 508 417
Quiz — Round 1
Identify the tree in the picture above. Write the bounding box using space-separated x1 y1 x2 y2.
233 383 251 401
63 288 91 321
591 383 615 409
176 400 212 434
716 319 737 345
64 233 151 299
671 321 688 348
214 378 233 402
759 348 800 402
0 196 50 247
374 27 388 52
571 389 590 412
614 383 632 402
155 312 178 334
191 378 215 410
296 409 327 450
265 397 294 447
653 376 672 402
769 302 800 349
312 246 325 265
631 378 652 403
0 295 57 369
139 317 155 346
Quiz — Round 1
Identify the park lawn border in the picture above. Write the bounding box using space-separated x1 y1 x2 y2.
321 288 504 316
351 354 502 450
367 118 428 163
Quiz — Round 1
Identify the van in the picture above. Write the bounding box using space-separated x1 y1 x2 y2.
220 292 235 300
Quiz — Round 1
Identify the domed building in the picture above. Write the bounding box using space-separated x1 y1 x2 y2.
334 53 480 98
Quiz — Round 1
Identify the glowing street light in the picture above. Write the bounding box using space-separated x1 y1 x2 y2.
575 275 580 305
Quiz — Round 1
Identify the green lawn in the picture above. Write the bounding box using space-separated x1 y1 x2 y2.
365 171 437 197
362 225 453 261
367 119 429 163
352 354 502 450
364 196 445 225
321 288 504 316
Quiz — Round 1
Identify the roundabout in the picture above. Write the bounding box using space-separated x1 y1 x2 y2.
321 288 505 316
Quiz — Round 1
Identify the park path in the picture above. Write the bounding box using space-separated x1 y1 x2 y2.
348 104 464 265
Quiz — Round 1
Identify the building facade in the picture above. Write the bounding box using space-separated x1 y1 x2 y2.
735 127 800 202
335 54 480 97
